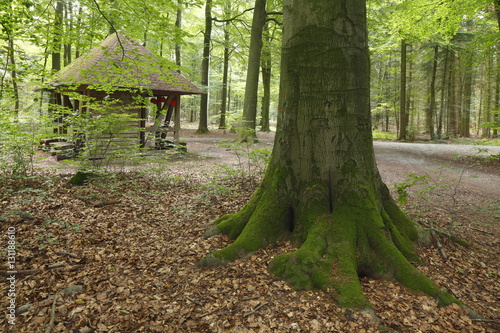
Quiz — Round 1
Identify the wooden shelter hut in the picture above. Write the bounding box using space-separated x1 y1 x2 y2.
44 33 204 154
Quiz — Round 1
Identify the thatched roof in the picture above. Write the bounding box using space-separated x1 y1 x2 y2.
49 33 205 95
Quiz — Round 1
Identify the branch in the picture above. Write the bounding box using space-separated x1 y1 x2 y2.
45 293 61 333
213 7 254 23
91 0 125 58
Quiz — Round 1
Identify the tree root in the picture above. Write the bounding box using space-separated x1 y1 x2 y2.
198 177 461 310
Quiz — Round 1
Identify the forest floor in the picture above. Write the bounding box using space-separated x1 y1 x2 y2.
1 127 499 332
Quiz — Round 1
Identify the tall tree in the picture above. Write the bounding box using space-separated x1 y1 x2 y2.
175 0 183 70
398 39 409 140
260 20 272 133
218 2 232 129
425 45 438 139
237 0 267 142
51 0 64 72
197 0 212 133
199 0 459 310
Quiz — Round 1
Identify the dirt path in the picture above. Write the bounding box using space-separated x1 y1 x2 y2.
178 129 499 200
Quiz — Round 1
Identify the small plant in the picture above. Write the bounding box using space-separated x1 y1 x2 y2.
35 228 58 249
216 140 271 180
394 173 430 204
0 113 50 177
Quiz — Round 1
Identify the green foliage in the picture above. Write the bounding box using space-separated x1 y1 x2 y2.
394 173 430 204
216 139 271 180
372 130 397 141
0 112 50 177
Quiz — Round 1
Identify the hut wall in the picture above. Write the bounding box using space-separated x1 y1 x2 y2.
83 90 145 157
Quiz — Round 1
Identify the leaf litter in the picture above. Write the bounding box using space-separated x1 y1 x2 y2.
0 133 499 332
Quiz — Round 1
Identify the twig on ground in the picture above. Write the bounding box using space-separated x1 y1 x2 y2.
468 226 495 235
45 293 61 333
244 301 268 317
472 318 500 327
430 221 447 261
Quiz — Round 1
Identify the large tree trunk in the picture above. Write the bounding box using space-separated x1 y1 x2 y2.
237 0 267 142
199 0 458 310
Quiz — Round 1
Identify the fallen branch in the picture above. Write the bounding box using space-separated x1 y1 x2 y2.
0 264 84 277
468 226 495 235
45 293 61 333
0 269 42 276
244 301 268 317
186 296 203 306
472 318 500 327
430 221 447 261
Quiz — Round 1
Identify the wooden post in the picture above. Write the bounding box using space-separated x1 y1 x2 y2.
174 95 181 143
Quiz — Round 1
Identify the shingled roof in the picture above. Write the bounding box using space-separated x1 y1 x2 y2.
50 33 205 95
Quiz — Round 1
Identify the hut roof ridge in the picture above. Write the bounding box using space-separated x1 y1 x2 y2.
50 33 205 95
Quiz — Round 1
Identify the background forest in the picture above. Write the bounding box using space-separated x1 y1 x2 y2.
1 0 499 157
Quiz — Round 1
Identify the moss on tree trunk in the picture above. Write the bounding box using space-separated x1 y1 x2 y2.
198 0 461 311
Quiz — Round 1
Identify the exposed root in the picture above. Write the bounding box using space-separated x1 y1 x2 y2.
198 176 461 310
198 168 291 267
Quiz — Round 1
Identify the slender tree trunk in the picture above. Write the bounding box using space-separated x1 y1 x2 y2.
494 49 500 137
406 45 413 138
438 48 449 139
461 59 473 138
52 0 64 72
199 0 458 311
219 14 230 129
482 55 492 137
398 40 408 140
175 0 183 71
6 32 20 116
197 0 212 133
63 1 72 66
237 0 267 142
447 50 458 138
426 45 438 140
260 20 272 132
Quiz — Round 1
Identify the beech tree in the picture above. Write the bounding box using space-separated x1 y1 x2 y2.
197 0 212 133
198 0 462 309
238 0 267 142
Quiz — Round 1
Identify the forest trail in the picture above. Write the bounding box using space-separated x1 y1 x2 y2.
180 128 499 201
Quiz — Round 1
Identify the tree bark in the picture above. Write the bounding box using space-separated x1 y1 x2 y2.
398 39 408 140
438 48 449 139
493 49 500 137
197 0 212 133
199 0 458 310
260 19 272 132
426 45 438 140
219 3 231 129
175 0 183 71
237 0 267 142
461 52 474 138
447 50 458 138
52 0 64 72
